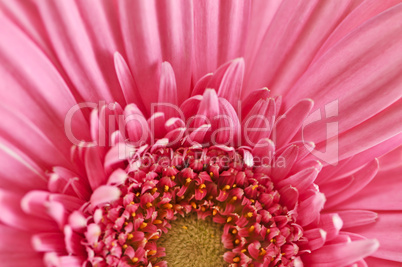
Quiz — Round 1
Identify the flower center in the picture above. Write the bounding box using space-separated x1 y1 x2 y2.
83 146 303 266
157 213 226 267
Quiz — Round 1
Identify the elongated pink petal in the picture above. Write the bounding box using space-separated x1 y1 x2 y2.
114 52 146 113
285 5 402 144
338 164 402 211
310 99 402 166
0 141 47 193
155 0 193 104
34 0 120 103
246 0 360 95
118 0 161 113
85 147 107 190
314 0 402 61
217 58 245 109
325 159 379 209
193 0 249 82
32 233 66 252
275 99 314 149
158 62 178 119
303 228 327 251
302 239 379 266
297 191 325 226
0 225 34 252
337 210 377 229
0 189 57 231
90 185 121 208
242 98 276 146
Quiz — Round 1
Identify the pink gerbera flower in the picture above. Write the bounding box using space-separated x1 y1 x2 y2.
1 1 402 266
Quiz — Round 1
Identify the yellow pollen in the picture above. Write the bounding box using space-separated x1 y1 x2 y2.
151 187 158 194
191 202 197 209
267 229 271 234
127 233 134 240
213 209 218 216
146 202 153 208
232 229 238 234
136 192 140 196
201 206 206 212
227 217 233 223
185 177 191 184
249 225 255 232
131 212 136 217
182 226 188 230
232 184 237 188
148 250 157 256
222 185 231 191
235 239 240 245
241 249 247 253
233 256 240 263
199 183 206 189
209 172 213 176
231 196 238 202
208 195 214 200
140 222 147 229
111 242 116 247
124 222 128 226
132 257 139 263
153 219 162 225
122 244 128 249
259 248 267 256
163 203 173 209
245 212 253 218
250 199 255 203
150 235 159 240
252 185 258 190
164 185 169 192
171 175 175 180
281 252 286 256
130 201 135 205
270 238 276 243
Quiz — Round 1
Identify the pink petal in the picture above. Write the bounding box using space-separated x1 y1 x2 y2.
314 0 402 61
297 191 326 226
118 0 161 113
0 252 44 267
245 0 360 95
0 225 34 252
365 256 402 267
337 210 377 229
311 99 402 166
217 58 245 109
90 185 121 208
114 52 146 113
32 233 66 252
285 6 402 146
241 98 276 146
303 228 327 251
192 0 249 82
34 0 120 103
302 239 379 266
337 164 402 211
325 159 379 209
274 99 314 149
85 146 107 190
0 140 47 193
155 0 193 104
157 62 178 119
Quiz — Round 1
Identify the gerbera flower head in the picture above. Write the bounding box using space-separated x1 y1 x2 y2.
0 1 402 267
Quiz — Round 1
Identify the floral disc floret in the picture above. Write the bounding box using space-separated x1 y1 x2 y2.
83 146 304 267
